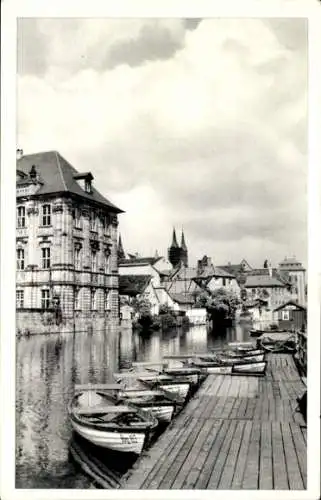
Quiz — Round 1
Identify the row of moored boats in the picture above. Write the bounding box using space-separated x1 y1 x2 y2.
68 342 267 456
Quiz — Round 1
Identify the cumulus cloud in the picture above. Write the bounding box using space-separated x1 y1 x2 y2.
17 18 307 267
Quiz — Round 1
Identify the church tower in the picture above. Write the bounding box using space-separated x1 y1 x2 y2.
180 229 188 267
117 234 126 261
168 228 181 268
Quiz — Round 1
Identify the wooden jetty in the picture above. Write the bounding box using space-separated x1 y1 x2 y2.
122 353 307 490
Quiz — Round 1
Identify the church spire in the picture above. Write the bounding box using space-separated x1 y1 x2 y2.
171 227 179 248
181 229 187 250
180 228 188 267
168 227 180 268
117 234 125 261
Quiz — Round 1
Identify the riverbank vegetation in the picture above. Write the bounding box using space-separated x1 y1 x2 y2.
195 287 241 325
132 299 189 333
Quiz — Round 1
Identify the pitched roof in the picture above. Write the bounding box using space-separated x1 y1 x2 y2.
119 275 151 296
17 151 123 213
273 300 307 312
244 275 285 288
217 264 242 276
119 257 162 267
168 292 195 305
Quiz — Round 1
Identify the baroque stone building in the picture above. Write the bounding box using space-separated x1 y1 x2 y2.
16 150 123 334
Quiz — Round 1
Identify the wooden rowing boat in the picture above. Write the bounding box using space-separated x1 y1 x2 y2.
187 359 267 376
214 353 265 364
68 390 158 455
137 374 191 401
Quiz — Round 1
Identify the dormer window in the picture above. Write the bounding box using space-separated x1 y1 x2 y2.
73 172 94 194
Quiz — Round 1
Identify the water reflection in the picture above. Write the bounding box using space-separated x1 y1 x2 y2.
16 322 251 488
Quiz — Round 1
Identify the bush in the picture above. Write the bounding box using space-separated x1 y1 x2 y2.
160 313 176 331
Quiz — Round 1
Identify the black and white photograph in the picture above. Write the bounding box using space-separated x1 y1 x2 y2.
1 1 321 499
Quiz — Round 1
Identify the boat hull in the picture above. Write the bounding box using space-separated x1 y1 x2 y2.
143 405 174 423
219 353 265 364
70 420 146 455
232 361 266 374
158 383 190 400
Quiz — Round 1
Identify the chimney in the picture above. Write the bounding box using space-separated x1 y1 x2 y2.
16 148 23 160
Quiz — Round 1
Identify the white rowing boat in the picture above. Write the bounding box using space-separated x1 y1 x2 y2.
68 391 157 455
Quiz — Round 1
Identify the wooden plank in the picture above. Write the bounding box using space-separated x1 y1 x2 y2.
268 396 276 421
124 420 188 488
231 420 252 489
253 395 263 421
157 418 205 489
218 420 245 489
220 397 236 420
229 397 243 419
182 419 223 489
236 397 249 419
144 417 201 488
171 418 214 489
195 419 231 488
211 396 228 419
271 421 288 489
207 419 238 488
259 421 273 489
242 420 261 489
228 377 240 397
281 422 304 489
289 422 307 488
243 396 257 420
261 395 269 421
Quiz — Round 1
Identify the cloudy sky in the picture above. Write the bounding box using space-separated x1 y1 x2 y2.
17 17 307 268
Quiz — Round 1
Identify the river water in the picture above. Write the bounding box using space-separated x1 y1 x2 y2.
16 323 251 488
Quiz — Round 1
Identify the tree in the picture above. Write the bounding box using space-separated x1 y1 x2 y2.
195 287 240 323
131 297 153 329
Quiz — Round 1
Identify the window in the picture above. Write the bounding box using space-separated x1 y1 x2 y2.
17 248 25 270
74 247 81 270
16 290 24 308
85 179 92 193
41 289 50 309
282 310 290 321
75 289 81 310
42 204 51 226
91 251 97 272
91 290 97 310
222 278 226 286
42 247 51 269
90 210 97 231
104 253 110 273
105 291 110 311
72 207 82 229
17 206 26 228
104 215 110 234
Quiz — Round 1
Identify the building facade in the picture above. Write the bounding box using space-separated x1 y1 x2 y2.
278 257 306 306
16 150 123 334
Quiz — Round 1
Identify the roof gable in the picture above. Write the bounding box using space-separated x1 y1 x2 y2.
119 275 152 296
17 151 123 213
273 300 307 312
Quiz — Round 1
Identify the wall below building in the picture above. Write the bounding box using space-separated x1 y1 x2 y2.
16 310 120 336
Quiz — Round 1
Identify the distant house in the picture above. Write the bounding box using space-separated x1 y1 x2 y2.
196 256 241 298
244 274 291 314
119 256 165 287
273 301 307 331
164 264 203 307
